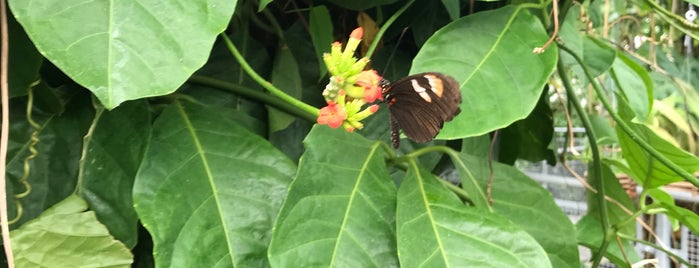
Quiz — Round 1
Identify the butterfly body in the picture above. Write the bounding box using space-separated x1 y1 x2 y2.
381 72 462 148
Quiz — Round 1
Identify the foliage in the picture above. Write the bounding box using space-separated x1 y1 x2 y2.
3 0 699 267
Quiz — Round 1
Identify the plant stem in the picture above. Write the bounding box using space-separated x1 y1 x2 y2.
187 75 317 122
560 45 699 188
220 34 319 117
365 0 415 59
618 233 695 267
556 59 610 268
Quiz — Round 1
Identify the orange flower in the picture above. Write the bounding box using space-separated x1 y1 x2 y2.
317 102 347 128
355 70 383 103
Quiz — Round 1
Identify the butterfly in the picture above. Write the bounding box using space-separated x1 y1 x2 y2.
380 72 462 148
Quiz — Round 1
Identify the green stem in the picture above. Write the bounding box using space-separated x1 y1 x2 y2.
556 58 610 268
220 34 319 117
365 0 415 59
187 75 316 122
560 45 699 188
617 233 695 267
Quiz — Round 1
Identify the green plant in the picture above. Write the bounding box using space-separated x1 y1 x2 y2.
2 0 698 267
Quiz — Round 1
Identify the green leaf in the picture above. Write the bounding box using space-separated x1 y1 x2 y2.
441 0 460 21
498 90 556 165
324 0 399 10
258 0 273 11
133 100 294 267
576 215 639 266
648 189 699 234
6 92 94 226
78 100 151 248
7 13 42 98
616 98 699 188
559 10 615 80
589 114 618 146
9 0 238 109
586 163 637 236
309 5 333 79
11 195 133 267
411 6 557 140
268 125 398 267
396 162 552 268
269 45 302 132
459 153 580 268
610 52 654 122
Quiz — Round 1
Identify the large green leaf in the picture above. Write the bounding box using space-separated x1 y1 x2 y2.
9 0 238 109
268 125 398 267
616 97 699 188
411 6 557 139
396 162 551 267
133 100 294 267
458 153 580 268
78 100 151 248
11 195 133 267
6 92 94 226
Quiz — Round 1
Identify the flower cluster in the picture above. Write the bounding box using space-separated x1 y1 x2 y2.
317 27 383 132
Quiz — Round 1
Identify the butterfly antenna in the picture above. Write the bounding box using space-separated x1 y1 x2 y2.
381 27 410 76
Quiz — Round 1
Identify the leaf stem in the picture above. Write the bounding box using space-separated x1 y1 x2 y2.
220 34 319 117
365 0 415 59
187 75 317 122
559 45 699 188
556 58 610 268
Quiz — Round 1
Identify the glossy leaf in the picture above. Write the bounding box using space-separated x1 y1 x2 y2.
268 125 397 267
396 162 551 267
11 195 133 267
411 6 557 139
269 45 302 132
9 0 238 108
133 101 295 267
458 153 580 268
78 100 151 248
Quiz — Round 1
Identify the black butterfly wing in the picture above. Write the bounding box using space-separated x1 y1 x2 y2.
385 72 461 148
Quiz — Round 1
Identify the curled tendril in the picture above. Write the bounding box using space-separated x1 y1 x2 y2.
9 80 40 225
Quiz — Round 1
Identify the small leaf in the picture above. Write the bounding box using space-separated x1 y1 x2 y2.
9 0 239 108
270 45 302 132
648 189 699 234
396 162 552 267
411 6 557 139
440 0 460 20
610 52 654 121
11 195 133 267
258 0 273 11
268 125 398 267
133 101 294 267
309 5 333 79
576 215 640 266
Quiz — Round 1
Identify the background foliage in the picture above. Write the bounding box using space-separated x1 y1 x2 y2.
3 0 699 267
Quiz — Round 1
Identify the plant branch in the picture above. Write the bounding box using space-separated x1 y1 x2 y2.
220 34 319 117
556 59 610 268
560 44 699 188
0 0 14 265
365 0 415 59
187 75 317 123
